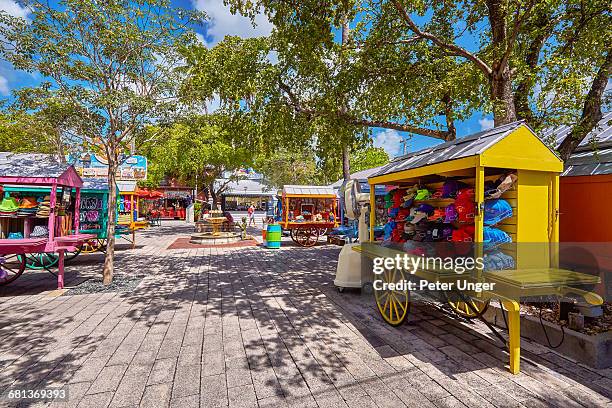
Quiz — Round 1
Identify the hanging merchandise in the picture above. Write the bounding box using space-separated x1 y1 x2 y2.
441 180 463 198
414 188 431 201
485 172 518 199
388 207 399 218
483 250 515 271
455 188 475 222
484 199 513 226
451 224 475 242
410 204 434 224
427 208 446 222
444 203 458 223
483 226 513 250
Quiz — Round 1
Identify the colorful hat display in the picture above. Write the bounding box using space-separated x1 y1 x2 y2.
18 197 38 209
484 199 513 226
455 188 475 222
485 173 517 199
0 197 19 212
414 189 431 201
483 226 512 249
428 208 446 222
444 203 458 223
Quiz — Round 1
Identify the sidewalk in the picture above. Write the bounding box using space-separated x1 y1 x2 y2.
0 221 609 407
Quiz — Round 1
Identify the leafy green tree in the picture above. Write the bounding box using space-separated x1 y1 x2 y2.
0 0 204 283
143 118 252 209
254 147 319 188
0 111 56 154
350 147 390 174
183 0 610 164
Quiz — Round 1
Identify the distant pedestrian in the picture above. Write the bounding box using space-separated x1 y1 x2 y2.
247 204 256 226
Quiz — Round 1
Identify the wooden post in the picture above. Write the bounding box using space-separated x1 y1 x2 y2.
57 249 65 289
369 183 376 242
551 174 560 268
502 300 521 374
49 183 57 242
74 187 81 234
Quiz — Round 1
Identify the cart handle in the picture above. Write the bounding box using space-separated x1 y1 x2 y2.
558 287 603 306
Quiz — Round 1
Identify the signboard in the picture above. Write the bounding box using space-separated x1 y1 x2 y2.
69 153 148 181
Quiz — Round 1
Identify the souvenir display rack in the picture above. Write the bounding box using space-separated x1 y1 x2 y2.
357 122 603 374
279 185 339 247
0 153 95 288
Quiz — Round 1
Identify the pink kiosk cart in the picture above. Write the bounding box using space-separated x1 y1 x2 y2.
0 153 95 289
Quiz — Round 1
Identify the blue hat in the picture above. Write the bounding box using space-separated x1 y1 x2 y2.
483 227 512 250
484 199 513 226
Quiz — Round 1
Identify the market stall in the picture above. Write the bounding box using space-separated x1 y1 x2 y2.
279 185 339 247
141 188 191 220
117 181 148 230
0 152 95 288
359 122 602 374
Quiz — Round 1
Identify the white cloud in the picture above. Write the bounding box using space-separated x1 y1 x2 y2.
478 117 495 131
373 129 404 158
195 32 206 44
0 75 9 95
0 0 29 18
192 0 273 46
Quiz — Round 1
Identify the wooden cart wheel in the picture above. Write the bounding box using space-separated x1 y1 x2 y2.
374 267 409 326
289 229 297 243
80 238 103 254
445 294 490 319
0 253 26 285
25 252 59 270
295 228 319 247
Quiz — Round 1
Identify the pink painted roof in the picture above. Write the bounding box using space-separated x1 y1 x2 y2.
0 152 83 187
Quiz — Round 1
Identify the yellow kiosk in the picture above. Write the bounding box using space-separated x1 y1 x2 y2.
358 122 602 374
117 181 148 231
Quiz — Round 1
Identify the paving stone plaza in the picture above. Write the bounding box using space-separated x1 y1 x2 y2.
0 222 610 408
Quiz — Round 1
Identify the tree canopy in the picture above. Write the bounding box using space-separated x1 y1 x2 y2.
143 117 253 208
181 0 611 161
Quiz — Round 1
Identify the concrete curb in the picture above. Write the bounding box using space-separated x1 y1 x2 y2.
483 304 612 369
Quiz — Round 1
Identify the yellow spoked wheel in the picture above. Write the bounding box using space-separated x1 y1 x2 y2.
81 238 104 253
446 296 490 319
374 267 409 326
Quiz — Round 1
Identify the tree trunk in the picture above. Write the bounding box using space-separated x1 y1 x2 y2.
342 145 351 181
209 183 218 210
558 50 612 161
486 0 517 126
103 156 118 285
490 64 517 126
341 17 351 181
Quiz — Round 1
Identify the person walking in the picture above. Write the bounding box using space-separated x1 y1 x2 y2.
247 204 256 227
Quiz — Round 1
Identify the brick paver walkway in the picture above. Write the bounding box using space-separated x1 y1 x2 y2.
0 222 610 407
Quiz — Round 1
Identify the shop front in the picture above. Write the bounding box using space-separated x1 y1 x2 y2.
140 187 193 220
217 178 276 212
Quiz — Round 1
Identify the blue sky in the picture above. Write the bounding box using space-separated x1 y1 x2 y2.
0 0 495 158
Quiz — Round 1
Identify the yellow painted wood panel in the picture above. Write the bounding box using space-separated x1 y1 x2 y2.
481 126 563 172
